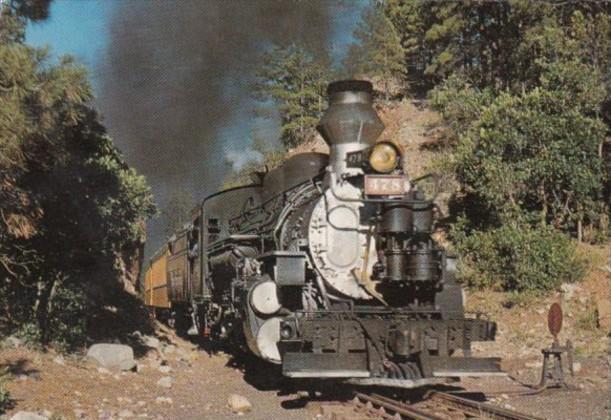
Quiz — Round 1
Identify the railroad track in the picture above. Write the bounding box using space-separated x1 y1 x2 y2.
322 391 545 420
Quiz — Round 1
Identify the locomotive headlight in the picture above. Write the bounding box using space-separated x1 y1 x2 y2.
369 142 399 173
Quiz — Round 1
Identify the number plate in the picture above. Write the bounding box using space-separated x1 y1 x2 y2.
364 175 406 196
346 150 365 168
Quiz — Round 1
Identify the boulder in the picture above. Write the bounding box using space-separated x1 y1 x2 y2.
98 410 112 420
3 336 23 348
525 360 542 369
142 335 161 350
162 345 176 355
156 376 173 388
87 344 136 371
227 394 252 414
9 412 48 420
97 367 111 375
560 283 580 300
117 410 134 418
572 361 582 373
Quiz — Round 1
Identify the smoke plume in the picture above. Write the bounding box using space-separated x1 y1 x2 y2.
97 0 360 252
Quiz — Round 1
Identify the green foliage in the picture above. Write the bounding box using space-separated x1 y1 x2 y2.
452 219 584 292
14 322 42 348
254 43 329 149
450 88 606 232
45 282 87 352
0 367 11 414
575 302 599 331
420 4 610 292
161 190 195 239
8 0 52 21
343 4 405 98
429 75 494 136
0 8 155 350
383 1 611 92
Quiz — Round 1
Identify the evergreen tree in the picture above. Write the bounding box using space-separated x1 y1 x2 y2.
373 1 610 289
254 43 329 149
7 0 52 21
343 3 405 99
161 191 195 239
383 0 611 92
0 6 155 349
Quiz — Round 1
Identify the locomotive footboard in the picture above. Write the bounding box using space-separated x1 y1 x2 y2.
279 311 501 384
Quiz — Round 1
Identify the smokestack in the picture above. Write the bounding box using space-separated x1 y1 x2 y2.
317 80 384 178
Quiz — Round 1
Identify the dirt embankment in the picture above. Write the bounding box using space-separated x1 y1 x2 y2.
1 324 311 420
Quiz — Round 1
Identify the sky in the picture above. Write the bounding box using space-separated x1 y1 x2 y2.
24 0 367 254
26 0 365 101
26 0 114 89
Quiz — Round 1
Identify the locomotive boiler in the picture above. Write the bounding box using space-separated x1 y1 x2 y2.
143 80 502 388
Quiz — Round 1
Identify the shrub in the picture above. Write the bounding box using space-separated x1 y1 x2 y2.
0 11 155 352
575 301 599 331
15 322 43 348
451 88 607 236
0 368 11 414
429 74 494 136
46 284 87 353
452 219 585 292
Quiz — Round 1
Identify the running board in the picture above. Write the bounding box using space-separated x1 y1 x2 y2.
433 370 508 377
347 377 452 389
425 356 505 377
286 370 370 378
283 352 369 378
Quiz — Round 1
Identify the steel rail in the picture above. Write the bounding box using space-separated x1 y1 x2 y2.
354 392 444 420
427 391 545 420
349 391 545 420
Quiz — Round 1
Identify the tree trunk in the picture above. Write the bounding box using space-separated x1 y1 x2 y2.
384 50 389 102
300 77 304 143
539 182 547 226
34 274 61 344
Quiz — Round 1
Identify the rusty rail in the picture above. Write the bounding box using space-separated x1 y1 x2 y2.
349 390 545 420
354 392 444 420
426 391 545 420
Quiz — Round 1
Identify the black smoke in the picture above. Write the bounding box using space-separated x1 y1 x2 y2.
97 0 361 253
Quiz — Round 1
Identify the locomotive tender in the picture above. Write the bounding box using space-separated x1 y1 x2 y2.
144 80 502 388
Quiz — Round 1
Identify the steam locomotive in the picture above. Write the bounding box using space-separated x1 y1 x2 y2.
143 80 502 388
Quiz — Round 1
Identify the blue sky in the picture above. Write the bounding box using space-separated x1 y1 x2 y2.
26 0 115 90
26 0 365 95
24 0 368 168
25 0 367 167
25 0 367 252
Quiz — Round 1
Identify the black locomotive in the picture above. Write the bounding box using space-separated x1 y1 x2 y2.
144 80 501 388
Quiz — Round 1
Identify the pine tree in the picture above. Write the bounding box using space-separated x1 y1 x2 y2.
344 3 405 99
254 43 329 149
7 0 52 21
383 0 611 91
0 5 155 349
161 191 195 239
